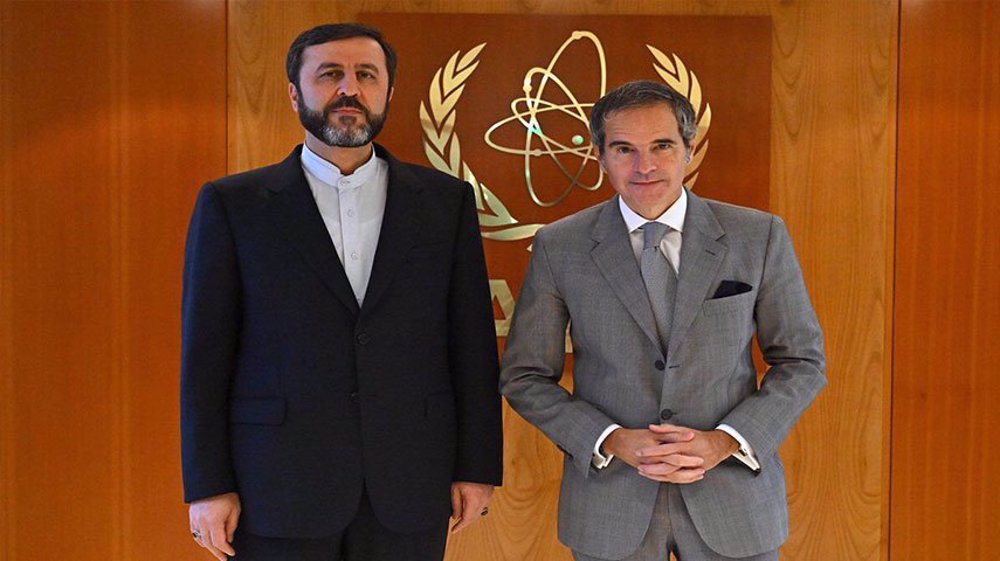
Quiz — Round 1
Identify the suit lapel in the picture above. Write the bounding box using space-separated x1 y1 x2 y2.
590 197 662 351
266 146 360 316
359 146 421 315
667 190 726 358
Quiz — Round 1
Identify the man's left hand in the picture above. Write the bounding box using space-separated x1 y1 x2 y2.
634 424 739 482
450 481 494 533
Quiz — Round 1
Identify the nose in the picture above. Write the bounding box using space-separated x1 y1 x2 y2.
336 74 359 97
634 150 657 175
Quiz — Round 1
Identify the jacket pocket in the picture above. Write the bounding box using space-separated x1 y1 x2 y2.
230 397 286 425
702 290 755 316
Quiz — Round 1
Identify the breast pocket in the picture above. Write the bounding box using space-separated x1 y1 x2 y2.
702 290 755 317
403 240 453 297
688 291 756 376
406 239 451 262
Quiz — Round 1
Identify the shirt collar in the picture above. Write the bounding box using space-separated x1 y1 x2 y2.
619 189 688 234
300 143 379 189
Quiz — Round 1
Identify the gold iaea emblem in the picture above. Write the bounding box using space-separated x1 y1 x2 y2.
419 31 713 244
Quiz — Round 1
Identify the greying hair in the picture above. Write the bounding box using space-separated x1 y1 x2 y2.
590 80 698 155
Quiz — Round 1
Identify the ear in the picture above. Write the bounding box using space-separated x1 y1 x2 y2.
288 83 300 114
388 85 395 103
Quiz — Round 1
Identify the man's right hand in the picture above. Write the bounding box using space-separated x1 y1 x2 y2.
189 492 241 560
603 427 706 483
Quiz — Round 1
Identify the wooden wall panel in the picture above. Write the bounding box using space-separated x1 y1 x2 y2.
892 1 1000 560
3 4 120 558
0 1 227 560
230 2 895 561
767 3 897 560
119 2 228 560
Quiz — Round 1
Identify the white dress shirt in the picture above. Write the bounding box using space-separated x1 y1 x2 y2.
592 190 760 472
300 144 389 305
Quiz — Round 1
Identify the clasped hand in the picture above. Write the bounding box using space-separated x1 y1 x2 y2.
603 424 738 483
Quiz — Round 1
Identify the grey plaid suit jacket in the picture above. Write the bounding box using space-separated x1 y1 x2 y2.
500 190 826 559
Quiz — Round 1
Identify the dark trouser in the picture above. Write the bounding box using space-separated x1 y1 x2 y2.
231 488 450 561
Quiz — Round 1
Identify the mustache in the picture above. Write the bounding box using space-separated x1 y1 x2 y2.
327 96 369 113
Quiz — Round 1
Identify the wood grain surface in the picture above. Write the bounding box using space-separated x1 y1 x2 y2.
229 2 895 560
0 1 227 560
118 3 228 559
3 5 121 558
892 1 1000 560
1 2 11 558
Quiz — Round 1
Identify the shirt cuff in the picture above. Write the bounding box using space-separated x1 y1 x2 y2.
592 423 622 469
716 424 761 473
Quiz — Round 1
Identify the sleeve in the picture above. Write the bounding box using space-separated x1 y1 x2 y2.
180 183 242 502
716 424 761 473
447 183 504 485
718 215 827 465
499 229 619 478
592 423 623 469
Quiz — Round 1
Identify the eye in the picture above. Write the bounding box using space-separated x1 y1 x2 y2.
358 71 375 80
614 145 633 155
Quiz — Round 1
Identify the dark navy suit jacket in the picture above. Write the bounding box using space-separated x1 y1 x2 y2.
181 144 502 538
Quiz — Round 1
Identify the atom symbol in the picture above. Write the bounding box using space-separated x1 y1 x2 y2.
484 31 608 208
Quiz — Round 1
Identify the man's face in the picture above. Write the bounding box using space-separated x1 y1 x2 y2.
289 37 393 147
599 103 690 219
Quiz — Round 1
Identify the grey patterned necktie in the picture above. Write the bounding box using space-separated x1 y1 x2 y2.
640 222 677 354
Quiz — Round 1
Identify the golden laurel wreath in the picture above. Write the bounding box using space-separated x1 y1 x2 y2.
419 39 712 242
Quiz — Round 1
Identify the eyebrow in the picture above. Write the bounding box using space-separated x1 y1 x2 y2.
607 138 677 149
314 62 381 74
607 140 634 148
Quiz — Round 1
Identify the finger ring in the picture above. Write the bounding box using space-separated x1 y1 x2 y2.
192 530 202 540
480 508 489 516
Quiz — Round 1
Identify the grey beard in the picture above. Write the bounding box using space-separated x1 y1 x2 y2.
318 117 373 148
296 94 388 148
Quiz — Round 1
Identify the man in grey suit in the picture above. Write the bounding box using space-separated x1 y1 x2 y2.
500 81 826 561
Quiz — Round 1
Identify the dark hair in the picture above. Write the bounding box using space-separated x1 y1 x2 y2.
286 23 398 91
590 80 698 155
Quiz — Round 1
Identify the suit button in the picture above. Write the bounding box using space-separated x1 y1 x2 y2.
356 332 370 345
654 360 665 371
349 392 359 400
660 409 674 420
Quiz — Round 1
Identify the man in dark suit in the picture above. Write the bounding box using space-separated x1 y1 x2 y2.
181 23 502 561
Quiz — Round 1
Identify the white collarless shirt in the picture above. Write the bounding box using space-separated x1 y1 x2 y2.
592 190 760 473
300 144 389 305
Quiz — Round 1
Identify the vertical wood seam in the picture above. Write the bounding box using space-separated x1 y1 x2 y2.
226 0 236 174
117 2 133 556
225 0 231 174
886 2 903 561
0 1 13 559
107 3 127 560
